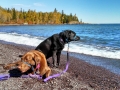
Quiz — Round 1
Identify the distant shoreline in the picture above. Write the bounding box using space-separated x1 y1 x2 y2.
0 23 120 26
0 22 87 26
0 24 24 26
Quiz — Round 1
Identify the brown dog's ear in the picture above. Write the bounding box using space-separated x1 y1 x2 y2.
26 55 33 61
22 54 35 65
34 56 41 65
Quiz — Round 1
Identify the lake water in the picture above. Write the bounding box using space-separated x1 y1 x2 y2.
0 24 120 74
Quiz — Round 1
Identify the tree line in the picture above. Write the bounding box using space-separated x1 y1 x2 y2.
0 6 81 24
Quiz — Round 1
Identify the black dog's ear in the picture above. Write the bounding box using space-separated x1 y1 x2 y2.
59 31 68 43
69 30 76 35
59 30 71 39
59 31 67 38
60 30 69 38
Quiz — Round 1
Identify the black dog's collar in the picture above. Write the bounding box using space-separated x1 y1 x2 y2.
60 38 64 42
60 38 69 43
65 39 69 43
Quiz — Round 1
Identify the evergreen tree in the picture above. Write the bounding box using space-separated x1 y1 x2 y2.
54 8 57 13
7 8 10 13
61 10 64 24
19 8 23 20
12 8 16 20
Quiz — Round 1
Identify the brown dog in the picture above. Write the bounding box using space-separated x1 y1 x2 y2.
3 50 51 78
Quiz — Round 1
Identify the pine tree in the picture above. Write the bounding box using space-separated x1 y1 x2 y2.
12 8 16 20
61 10 64 24
54 8 57 13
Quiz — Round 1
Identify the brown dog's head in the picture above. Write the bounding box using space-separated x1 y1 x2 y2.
17 52 36 73
17 62 31 73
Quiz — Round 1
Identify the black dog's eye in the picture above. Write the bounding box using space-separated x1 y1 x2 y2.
69 31 72 35
70 32 75 37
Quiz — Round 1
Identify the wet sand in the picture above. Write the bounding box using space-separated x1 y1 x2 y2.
0 42 120 90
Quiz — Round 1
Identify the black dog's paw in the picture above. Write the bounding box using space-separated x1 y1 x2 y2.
52 64 59 68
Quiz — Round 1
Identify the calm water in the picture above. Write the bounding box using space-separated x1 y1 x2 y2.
0 24 120 74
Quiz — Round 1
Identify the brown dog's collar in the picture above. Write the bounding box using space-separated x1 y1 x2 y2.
22 61 35 71
22 61 40 73
35 63 40 70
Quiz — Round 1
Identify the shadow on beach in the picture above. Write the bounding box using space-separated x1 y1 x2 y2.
9 68 34 77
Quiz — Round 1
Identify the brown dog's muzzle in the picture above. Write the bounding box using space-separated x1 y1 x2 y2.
17 61 33 73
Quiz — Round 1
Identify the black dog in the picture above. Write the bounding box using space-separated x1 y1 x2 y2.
35 30 80 67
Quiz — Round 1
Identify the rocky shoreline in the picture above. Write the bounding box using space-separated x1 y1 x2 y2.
0 42 120 90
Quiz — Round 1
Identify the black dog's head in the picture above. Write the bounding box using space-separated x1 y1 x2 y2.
59 30 80 43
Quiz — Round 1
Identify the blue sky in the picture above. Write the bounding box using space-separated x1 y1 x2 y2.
0 0 120 24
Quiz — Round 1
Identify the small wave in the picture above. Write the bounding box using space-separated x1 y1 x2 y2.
64 43 120 59
0 32 43 46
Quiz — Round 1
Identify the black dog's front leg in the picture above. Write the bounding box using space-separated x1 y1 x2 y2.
52 50 57 67
57 51 61 67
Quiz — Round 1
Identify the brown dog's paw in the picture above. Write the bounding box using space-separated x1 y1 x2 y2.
3 65 11 70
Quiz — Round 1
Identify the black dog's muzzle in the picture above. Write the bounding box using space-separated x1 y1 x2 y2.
74 35 80 41
67 35 80 42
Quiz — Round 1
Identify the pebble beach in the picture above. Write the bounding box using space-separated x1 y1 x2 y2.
0 42 120 90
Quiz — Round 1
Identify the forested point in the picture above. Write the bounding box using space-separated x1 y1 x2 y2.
0 6 84 25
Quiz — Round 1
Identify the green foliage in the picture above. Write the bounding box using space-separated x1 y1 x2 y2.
0 6 79 24
0 6 12 23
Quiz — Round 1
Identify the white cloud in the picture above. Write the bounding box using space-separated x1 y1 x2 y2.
33 3 45 7
13 4 30 8
11 3 46 11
